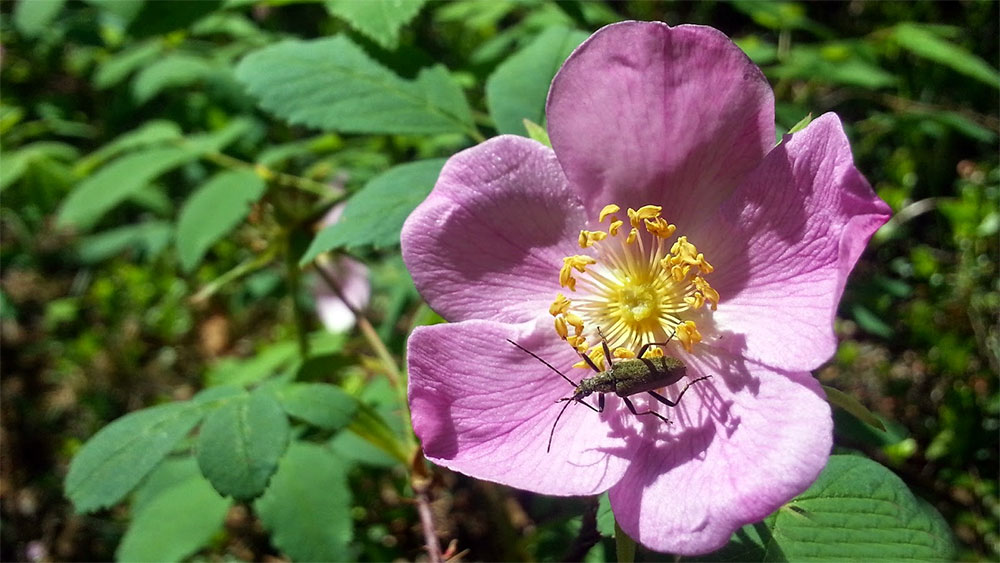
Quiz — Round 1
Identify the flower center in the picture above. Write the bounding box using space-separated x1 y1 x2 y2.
550 204 719 368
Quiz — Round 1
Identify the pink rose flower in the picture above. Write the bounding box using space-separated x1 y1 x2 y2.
401 21 890 555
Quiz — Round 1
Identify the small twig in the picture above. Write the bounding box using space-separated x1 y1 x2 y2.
562 496 601 562
412 451 444 563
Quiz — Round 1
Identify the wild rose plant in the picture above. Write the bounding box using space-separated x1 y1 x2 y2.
402 21 890 555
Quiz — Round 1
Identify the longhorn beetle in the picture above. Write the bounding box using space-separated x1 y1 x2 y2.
506 331 711 452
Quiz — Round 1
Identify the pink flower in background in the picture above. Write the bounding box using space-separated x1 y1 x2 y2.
402 21 890 556
313 203 370 332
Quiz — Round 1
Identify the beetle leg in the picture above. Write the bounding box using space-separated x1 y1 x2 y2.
622 396 671 424
647 375 712 407
636 330 678 358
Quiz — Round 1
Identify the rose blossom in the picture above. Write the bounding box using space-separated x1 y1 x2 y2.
401 21 890 555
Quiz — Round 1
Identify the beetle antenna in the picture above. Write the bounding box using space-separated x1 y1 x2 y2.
547 398 575 453
506 339 578 387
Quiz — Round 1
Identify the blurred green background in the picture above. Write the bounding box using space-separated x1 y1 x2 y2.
1 0 997 561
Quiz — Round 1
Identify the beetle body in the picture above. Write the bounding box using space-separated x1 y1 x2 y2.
506 335 709 452
574 356 687 399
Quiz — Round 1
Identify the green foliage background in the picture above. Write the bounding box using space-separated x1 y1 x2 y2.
1 0 996 561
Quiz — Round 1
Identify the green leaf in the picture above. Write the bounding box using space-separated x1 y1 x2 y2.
787 113 813 135
56 146 197 231
596 492 614 536
255 442 353 561
204 341 298 388
116 474 230 562
823 385 886 433
325 0 426 50
299 158 445 263
235 36 475 135
523 119 551 147
277 383 358 430
14 0 66 38
485 26 589 135
176 170 267 272
893 23 1000 89
76 220 173 263
94 40 163 89
74 120 183 175
65 402 206 513
196 389 290 500
709 455 955 561
132 53 217 104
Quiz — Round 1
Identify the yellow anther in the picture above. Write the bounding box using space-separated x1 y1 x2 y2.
564 313 585 336
578 230 608 248
627 205 662 227
549 294 571 316
565 255 596 273
599 204 620 223
684 293 705 310
554 316 569 339
613 347 635 359
609 219 623 236
696 253 714 274
676 321 702 353
626 227 639 244
642 346 664 359
559 262 577 291
670 263 690 282
567 335 586 349
693 276 720 310
644 217 676 238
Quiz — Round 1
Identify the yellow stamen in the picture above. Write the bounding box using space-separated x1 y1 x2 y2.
676 321 702 353
609 219 623 236
627 205 662 228
644 217 676 238
642 346 664 359
578 230 608 248
599 204 620 222
549 293 571 316
626 227 639 244
554 316 569 339
613 347 635 359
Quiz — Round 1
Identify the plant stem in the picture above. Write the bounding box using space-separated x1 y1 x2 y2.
615 519 637 563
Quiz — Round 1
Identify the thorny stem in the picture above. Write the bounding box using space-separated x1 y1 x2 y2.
316 264 444 563
412 451 444 563
313 263 414 447
287 241 311 359
199 149 332 196
563 497 602 562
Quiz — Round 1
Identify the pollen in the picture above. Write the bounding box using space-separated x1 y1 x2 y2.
552 202 720 364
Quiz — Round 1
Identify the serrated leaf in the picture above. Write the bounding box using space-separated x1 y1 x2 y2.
486 26 589 135
277 383 357 430
325 0 425 50
14 0 66 38
65 402 206 513
596 492 614 537
707 455 955 561
255 442 352 561
299 158 444 263
132 53 217 104
235 36 475 135
176 170 266 272
893 23 1000 89
116 474 230 562
57 146 197 231
76 220 173 263
196 389 290 500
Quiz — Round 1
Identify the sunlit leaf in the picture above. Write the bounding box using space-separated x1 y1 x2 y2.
325 0 426 50
176 170 266 272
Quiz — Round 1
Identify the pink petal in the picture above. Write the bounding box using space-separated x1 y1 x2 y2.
407 318 632 495
608 350 832 555
696 113 891 372
401 136 586 323
546 21 775 228
313 257 370 332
